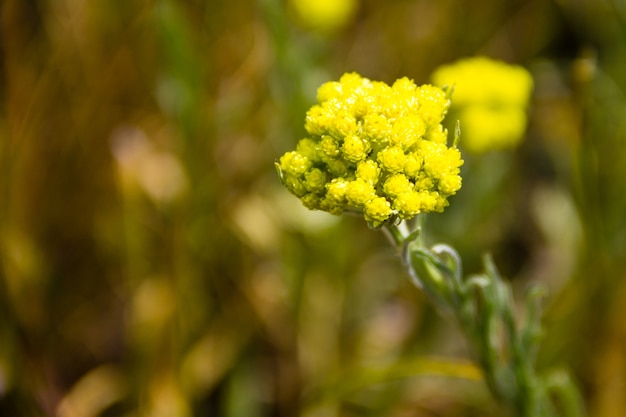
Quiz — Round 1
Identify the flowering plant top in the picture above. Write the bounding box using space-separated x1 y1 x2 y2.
276 72 463 229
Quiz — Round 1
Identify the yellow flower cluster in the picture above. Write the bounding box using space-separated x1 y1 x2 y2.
431 57 533 153
277 72 463 228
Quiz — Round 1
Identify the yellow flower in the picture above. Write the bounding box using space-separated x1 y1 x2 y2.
432 56 533 153
290 0 358 34
277 72 463 229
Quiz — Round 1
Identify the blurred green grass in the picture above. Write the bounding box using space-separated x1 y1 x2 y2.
1 0 626 416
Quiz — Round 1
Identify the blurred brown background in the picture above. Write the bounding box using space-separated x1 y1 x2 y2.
1 0 626 416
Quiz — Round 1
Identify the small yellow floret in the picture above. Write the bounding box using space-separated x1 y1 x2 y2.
317 81 343 102
362 113 391 145
394 191 423 218
389 114 426 150
305 105 333 137
305 168 327 192
383 174 413 198
346 178 376 206
416 84 450 125
421 143 452 179
296 138 320 161
364 197 393 225
377 146 406 173
326 178 349 204
426 124 448 145
392 77 418 95
283 175 307 197
356 160 381 184
419 191 442 212
342 134 371 163
331 112 358 137
320 135 341 158
340 72 368 91
439 174 463 195
279 151 311 175
404 152 423 178
325 158 350 177
301 193 322 210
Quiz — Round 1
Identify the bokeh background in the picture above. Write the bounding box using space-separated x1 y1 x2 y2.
1 0 626 416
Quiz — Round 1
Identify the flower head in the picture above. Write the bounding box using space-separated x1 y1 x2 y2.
277 72 463 228
431 57 533 153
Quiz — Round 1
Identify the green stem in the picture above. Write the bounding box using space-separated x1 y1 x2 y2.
382 220 585 417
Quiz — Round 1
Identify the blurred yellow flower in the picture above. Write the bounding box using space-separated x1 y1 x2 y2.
290 0 358 33
432 57 533 153
277 73 463 229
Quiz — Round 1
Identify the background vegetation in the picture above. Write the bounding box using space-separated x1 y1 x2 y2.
1 0 625 416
